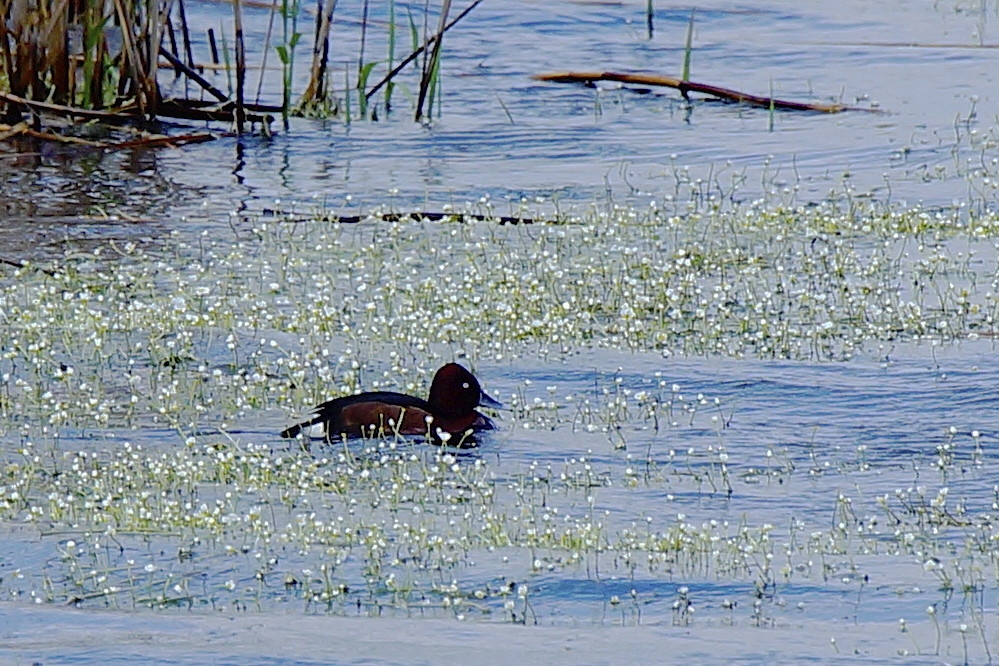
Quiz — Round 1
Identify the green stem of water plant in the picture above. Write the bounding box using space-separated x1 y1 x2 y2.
681 9 694 100
768 78 775 132
425 43 442 119
276 0 302 127
357 0 370 117
344 66 352 124
385 0 396 111
220 24 233 99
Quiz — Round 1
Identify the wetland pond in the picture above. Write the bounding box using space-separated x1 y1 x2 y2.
3 0 999 663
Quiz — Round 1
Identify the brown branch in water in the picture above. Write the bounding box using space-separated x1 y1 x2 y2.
532 71 881 113
157 99 277 124
0 123 108 147
104 132 219 150
804 40 999 49
19 127 104 146
0 117 216 150
0 90 274 127
0 91 138 120
0 121 30 141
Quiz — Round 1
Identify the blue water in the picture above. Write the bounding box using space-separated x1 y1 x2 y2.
3 0 998 245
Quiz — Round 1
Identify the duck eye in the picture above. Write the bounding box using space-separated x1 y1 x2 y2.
462 382 470 389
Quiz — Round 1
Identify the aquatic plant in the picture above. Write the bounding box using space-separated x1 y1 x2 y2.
1 196 998 660
681 9 694 85
0 0 486 129
0 0 159 113
2 199 999 436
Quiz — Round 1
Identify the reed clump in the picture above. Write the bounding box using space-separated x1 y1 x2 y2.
0 0 483 132
0 0 159 116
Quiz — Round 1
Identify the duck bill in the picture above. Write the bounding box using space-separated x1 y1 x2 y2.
478 390 505 409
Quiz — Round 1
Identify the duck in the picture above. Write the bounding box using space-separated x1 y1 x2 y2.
280 363 501 445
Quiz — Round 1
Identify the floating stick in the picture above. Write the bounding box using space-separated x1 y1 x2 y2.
532 71 881 113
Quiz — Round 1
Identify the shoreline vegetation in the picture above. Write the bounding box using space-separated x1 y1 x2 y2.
0 0 483 135
0 0 879 144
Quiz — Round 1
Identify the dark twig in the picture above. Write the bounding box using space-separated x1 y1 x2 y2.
0 257 59 277
365 0 484 100
158 47 229 102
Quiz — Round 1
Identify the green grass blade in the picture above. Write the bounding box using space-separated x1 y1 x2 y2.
682 9 694 82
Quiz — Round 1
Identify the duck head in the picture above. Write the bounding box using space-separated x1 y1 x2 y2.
428 362 503 418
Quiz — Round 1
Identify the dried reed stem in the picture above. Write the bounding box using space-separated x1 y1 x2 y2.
415 0 450 121
233 0 247 132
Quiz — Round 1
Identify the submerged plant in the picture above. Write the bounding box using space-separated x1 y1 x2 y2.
277 0 303 125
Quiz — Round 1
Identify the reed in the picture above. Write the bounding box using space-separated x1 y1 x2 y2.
176 0 194 69
365 0 483 108
254 0 276 104
298 0 330 117
0 0 163 119
385 0 397 111
356 0 370 118
416 0 450 121
233 0 246 133
207 27 220 65
0 0 123 114
112 0 161 116
768 78 775 131
0 0 486 131
681 9 694 84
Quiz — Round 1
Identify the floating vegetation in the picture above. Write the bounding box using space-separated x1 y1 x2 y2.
1 196 998 434
7 199 998 423
1 197 998 660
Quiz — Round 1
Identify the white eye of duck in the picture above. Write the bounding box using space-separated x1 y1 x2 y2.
462 382 470 389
